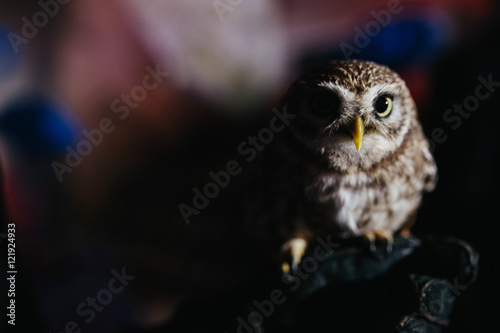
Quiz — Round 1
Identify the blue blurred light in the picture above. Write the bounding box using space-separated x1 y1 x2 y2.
377 22 419 62
363 18 445 66
0 95 77 156
328 12 452 68
40 104 75 149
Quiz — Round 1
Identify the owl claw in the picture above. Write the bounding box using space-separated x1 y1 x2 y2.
281 261 299 275
281 238 308 274
364 231 377 252
363 230 394 253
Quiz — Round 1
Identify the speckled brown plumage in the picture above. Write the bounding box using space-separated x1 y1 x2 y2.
261 60 437 256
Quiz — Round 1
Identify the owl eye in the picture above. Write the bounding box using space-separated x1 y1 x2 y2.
310 91 341 116
374 95 393 118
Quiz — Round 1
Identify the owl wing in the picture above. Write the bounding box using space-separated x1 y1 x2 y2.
422 142 438 192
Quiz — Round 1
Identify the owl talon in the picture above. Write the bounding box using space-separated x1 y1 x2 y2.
281 238 308 274
364 231 377 252
363 230 394 253
282 262 292 274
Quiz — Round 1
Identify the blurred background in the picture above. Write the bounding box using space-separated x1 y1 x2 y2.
0 0 498 332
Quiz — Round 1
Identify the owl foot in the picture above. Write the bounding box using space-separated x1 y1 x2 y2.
363 230 394 253
281 238 308 274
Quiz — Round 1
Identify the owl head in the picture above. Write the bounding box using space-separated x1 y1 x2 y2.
280 60 421 173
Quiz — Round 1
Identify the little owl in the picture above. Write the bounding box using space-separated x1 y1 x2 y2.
260 60 437 272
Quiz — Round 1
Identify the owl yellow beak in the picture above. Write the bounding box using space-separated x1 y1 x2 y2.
350 115 364 151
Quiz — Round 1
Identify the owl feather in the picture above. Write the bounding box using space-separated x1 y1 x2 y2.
260 60 437 271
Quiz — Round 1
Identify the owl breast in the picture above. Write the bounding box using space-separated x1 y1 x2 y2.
306 168 423 238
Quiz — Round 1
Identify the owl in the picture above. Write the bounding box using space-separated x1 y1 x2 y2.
261 60 437 272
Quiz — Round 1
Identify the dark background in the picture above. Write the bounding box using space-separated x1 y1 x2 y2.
0 0 499 332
